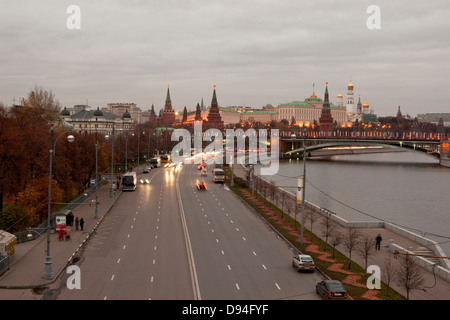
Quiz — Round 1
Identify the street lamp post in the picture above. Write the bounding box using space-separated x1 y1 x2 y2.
44 123 74 280
94 129 99 219
109 123 115 198
300 128 307 246
137 131 140 174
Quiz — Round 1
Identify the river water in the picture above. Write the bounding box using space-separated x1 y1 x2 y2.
257 150 450 257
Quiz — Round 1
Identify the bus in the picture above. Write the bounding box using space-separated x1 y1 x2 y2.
150 157 161 168
122 172 137 191
161 154 170 163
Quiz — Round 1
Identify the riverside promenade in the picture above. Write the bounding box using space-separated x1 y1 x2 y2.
0 183 122 300
233 164 450 300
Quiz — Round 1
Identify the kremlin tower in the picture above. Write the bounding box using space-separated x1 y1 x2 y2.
161 85 176 126
319 82 334 135
205 85 224 130
194 103 202 121
149 104 157 124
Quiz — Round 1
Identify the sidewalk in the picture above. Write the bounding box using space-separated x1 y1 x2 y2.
233 163 450 300
0 183 122 300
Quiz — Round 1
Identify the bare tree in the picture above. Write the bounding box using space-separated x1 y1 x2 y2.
343 228 361 270
320 215 335 251
268 180 277 203
278 189 288 218
356 234 377 272
329 231 342 259
383 256 397 297
305 209 319 233
395 254 424 300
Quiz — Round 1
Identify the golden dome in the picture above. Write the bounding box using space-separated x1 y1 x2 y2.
310 92 317 98
363 100 369 108
348 80 354 89
337 93 343 98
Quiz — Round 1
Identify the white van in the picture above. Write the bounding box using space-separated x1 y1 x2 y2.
213 168 225 183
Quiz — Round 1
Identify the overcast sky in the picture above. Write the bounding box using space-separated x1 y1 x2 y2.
1 0 449 117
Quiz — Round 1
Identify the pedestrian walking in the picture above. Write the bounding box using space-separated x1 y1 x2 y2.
80 218 85 231
65 226 72 241
376 234 382 250
75 217 79 231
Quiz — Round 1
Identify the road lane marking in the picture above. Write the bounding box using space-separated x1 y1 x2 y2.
221 250 225 255
275 283 281 290
117 258 121 264
227 265 231 270
253 251 257 256
243 237 246 241
123 245 126 250
262 264 267 270
236 283 240 290
111 275 115 281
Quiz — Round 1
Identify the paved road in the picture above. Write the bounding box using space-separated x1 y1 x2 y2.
54 164 323 300
55 166 194 299
181 164 323 300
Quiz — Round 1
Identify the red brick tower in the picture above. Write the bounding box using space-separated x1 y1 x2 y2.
319 82 333 135
206 85 224 130
161 85 175 126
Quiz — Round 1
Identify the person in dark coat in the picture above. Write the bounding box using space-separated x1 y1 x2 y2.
375 234 382 250
80 218 85 231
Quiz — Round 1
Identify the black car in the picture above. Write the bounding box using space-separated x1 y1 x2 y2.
316 280 348 300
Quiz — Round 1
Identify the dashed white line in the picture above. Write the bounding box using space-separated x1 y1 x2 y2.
253 251 257 256
236 283 240 290
275 283 281 290
117 258 121 264
111 275 115 281
123 245 126 250
262 264 267 270
227 265 231 270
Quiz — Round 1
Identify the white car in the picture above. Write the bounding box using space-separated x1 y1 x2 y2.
201 168 207 176
292 254 315 272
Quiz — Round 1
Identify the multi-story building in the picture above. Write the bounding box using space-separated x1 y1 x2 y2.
61 105 133 135
278 89 347 126
105 102 143 124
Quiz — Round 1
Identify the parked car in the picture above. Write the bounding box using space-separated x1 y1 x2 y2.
316 280 348 300
292 254 315 272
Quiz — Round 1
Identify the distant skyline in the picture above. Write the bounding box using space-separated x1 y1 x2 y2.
1 1 449 117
